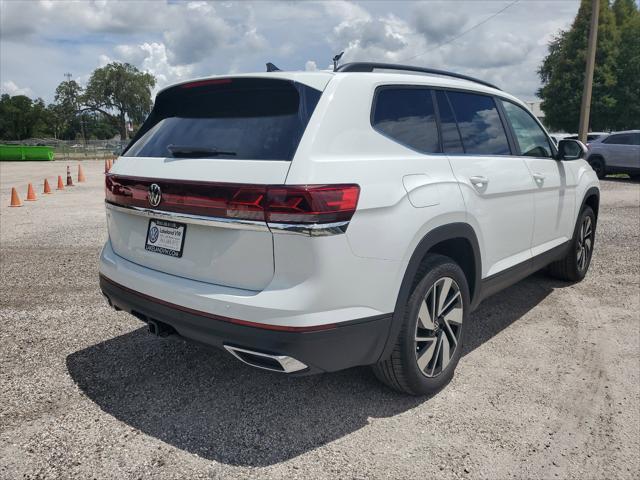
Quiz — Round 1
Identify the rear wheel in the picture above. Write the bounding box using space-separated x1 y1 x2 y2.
588 157 606 179
373 254 469 395
548 206 596 282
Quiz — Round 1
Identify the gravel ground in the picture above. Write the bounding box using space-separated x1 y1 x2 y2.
1 160 639 479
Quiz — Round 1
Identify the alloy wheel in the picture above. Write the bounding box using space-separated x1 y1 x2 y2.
415 277 463 378
576 215 593 272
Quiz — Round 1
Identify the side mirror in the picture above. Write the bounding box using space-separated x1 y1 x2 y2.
557 139 587 161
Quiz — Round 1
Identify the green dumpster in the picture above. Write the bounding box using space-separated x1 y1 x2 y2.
0 145 55 161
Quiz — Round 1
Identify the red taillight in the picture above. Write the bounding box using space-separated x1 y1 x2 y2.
266 185 360 224
106 175 360 226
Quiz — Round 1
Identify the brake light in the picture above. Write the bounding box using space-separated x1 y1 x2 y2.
180 78 232 89
266 185 360 224
105 176 360 226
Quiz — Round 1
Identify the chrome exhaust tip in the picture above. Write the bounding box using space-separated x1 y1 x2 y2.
224 345 308 373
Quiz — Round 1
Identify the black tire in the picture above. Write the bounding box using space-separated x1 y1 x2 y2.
588 157 606 179
548 206 596 282
373 254 470 395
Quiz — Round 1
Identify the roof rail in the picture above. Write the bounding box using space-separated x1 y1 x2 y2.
335 62 501 91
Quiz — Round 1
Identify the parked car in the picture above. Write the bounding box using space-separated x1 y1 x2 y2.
548 132 574 145
99 63 600 395
585 130 640 179
565 132 608 142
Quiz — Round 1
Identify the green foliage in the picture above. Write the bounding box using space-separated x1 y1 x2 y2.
538 0 640 132
614 13 640 129
83 62 155 139
0 94 49 140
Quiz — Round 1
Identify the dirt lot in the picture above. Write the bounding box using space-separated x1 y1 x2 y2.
1 160 638 479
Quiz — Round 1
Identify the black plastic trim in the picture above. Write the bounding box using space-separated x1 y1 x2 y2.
99 275 392 374
477 241 570 302
337 62 501 90
379 223 482 362
579 186 600 218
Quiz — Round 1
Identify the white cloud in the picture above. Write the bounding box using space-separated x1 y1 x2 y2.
0 0 582 103
1 81 33 97
412 7 468 44
305 60 318 71
163 3 233 65
113 42 194 92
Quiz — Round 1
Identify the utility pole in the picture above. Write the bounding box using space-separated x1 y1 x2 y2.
578 0 599 143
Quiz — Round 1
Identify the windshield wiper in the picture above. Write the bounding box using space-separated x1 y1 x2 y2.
167 144 237 158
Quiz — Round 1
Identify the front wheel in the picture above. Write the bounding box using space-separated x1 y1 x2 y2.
373 254 470 395
548 206 596 282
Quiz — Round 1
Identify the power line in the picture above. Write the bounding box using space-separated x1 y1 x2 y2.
400 0 521 63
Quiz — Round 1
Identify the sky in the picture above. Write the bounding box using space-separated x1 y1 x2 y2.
0 0 587 104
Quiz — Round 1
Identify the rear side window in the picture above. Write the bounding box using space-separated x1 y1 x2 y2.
372 87 439 153
446 91 510 155
500 100 552 158
124 78 322 160
603 133 635 145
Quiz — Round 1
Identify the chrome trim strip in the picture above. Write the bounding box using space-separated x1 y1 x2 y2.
223 345 308 373
105 201 350 236
105 201 269 232
268 221 349 236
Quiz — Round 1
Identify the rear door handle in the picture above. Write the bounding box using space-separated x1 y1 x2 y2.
469 176 489 189
532 173 545 185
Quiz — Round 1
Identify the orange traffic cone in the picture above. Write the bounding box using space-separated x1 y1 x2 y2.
57 175 65 190
107 158 112 171
26 183 37 201
9 187 23 207
104 159 109 174
66 165 74 186
43 178 52 194
78 164 86 182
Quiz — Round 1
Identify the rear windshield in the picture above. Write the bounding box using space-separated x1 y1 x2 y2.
124 78 322 161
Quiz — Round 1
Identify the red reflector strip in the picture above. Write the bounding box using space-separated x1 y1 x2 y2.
106 175 360 226
180 78 233 89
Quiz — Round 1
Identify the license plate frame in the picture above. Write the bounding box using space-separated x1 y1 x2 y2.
145 219 187 258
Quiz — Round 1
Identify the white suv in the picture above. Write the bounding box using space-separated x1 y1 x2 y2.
100 63 600 395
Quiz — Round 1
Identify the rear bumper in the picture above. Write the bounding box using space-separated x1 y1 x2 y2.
99 274 392 374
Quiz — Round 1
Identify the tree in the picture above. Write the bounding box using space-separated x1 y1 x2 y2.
614 12 640 129
54 79 83 138
82 62 155 140
612 0 638 26
538 0 619 132
0 94 49 140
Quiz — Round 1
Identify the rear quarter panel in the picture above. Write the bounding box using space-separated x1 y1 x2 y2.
286 75 467 310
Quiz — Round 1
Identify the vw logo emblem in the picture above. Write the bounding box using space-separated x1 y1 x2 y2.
148 184 162 207
148 226 159 243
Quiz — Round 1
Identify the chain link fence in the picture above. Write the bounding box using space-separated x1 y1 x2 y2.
1 138 127 160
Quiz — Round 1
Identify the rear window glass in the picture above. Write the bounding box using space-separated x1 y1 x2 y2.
372 87 440 153
446 91 510 155
124 78 322 161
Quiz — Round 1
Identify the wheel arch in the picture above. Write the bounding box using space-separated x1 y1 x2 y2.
378 223 482 362
580 186 600 220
